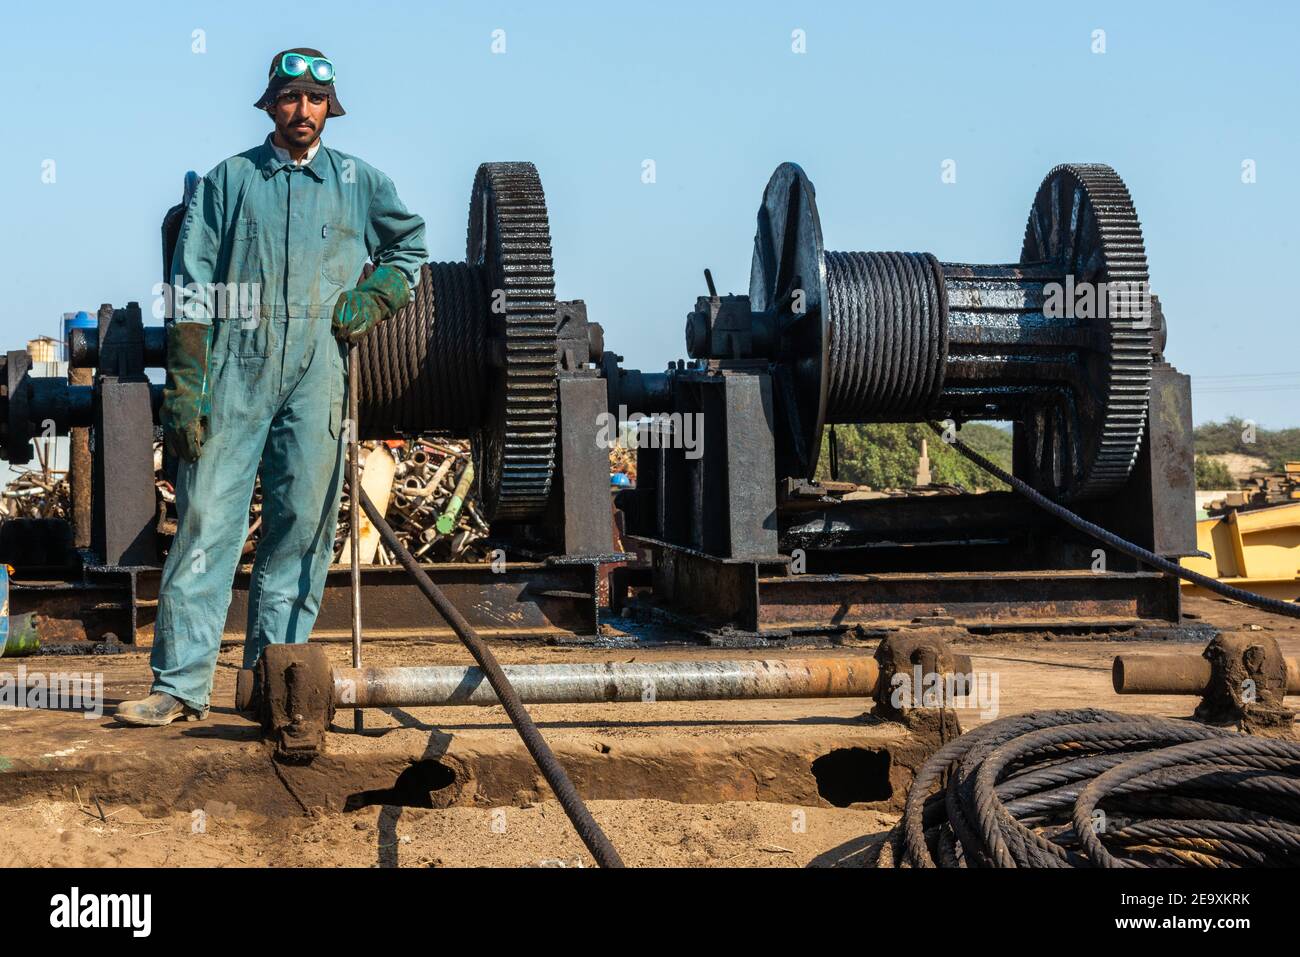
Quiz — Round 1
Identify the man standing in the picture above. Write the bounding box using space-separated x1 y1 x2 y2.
117 48 426 725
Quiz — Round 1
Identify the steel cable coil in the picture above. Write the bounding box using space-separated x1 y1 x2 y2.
824 251 947 422
354 261 488 438
876 708 1300 868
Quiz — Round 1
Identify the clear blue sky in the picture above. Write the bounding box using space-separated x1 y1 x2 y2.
1 0 1296 425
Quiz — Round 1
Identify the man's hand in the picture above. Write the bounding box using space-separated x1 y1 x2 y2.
332 264 411 343
160 321 213 463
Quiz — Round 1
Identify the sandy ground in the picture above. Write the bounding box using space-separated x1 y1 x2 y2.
0 798 895 868
0 593 1294 867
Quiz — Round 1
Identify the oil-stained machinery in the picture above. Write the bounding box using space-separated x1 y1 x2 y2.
605 162 1197 640
0 160 1197 647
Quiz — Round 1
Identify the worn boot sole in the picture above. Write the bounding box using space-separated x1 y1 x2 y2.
114 708 208 728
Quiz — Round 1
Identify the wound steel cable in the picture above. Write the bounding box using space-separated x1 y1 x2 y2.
355 261 487 437
824 252 947 422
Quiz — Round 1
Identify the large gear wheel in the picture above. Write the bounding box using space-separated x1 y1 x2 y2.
1017 163 1153 501
467 162 560 522
749 162 830 481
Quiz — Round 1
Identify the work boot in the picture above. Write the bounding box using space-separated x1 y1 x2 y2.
115 691 208 727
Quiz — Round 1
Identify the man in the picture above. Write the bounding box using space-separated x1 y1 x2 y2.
116 48 426 726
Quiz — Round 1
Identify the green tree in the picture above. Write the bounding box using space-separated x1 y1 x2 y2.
1194 417 1300 470
815 422 1011 491
1194 455 1235 490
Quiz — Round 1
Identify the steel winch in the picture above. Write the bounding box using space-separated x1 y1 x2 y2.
0 158 1199 646
606 162 1197 639
695 163 1155 500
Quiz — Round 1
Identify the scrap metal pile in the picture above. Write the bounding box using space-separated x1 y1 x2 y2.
333 438 489 564
155 438 491 565
609 443 636 483
0 468 70 521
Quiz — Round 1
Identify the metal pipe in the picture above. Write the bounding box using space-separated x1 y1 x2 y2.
347 345 363 733
333 657 880 708
25 381 161 431
1113 653 1300 695
427 455 455 493
67 325 168 369
68 365 92 549
435 460 474 535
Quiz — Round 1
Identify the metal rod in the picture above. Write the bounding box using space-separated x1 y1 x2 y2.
1113 653 1300 695
347 344 363 733
333 657 880 708
435 460 474 535
68 365 92 548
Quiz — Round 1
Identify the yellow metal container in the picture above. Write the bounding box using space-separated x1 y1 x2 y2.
1181 500 1300 600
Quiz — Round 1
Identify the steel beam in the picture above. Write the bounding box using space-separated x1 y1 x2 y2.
637 537 1180 635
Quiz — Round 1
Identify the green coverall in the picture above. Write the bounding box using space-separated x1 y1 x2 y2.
152 133 426 711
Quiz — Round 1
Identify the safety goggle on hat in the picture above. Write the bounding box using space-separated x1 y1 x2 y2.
277 52 335 83
253 47 346 117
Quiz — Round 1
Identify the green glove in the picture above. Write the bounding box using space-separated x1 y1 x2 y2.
332 264 411 343
160 321 212 462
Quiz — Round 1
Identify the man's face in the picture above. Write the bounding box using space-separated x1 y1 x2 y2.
268 90 330 148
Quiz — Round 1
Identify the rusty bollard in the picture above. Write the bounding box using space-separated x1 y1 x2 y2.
257 644 336 761
1113 630 1298 735
872 632 971 739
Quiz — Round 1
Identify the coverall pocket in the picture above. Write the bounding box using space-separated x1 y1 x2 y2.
224 219 268 355
323 223 364 286
228 218 260 278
